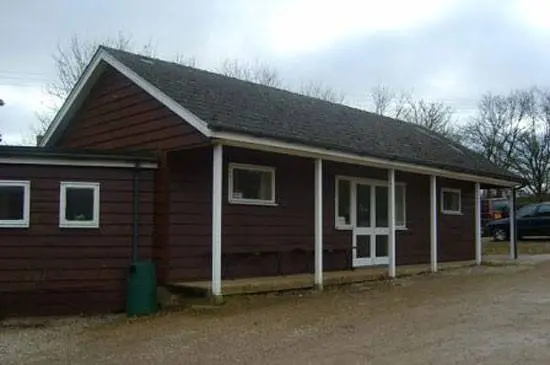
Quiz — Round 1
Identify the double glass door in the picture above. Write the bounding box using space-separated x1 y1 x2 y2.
352 182 389 267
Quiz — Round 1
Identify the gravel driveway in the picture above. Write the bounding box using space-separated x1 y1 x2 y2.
2 259 550 365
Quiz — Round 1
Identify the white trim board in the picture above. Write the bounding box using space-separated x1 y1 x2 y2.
213 131 519 187
40 48 211 146
0 157 157 169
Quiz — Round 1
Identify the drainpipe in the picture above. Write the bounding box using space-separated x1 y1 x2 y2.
513 187 518 260
132 161 141 262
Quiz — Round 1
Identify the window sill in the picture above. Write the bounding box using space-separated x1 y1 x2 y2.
334 226 409 231
0 222 29 228
228 199 279 207
59 223 100 229
441 210 463 216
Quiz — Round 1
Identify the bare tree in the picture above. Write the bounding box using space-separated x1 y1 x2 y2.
460 89 535 169
48 33 154 101
34 33 154 139
299 80 345 103
219 59 283 88
509 89 550 201
404 99 453 135
368 85 410 119
174 54 197 67
367 85 455 136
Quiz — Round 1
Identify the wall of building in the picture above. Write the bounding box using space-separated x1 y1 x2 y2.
167 146 475 282
55 66 206 151
0 164 154 316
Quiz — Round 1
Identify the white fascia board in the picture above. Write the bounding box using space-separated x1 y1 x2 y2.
41 49 212 147
0 157 157 169
213 131 519 187
101 52 211 137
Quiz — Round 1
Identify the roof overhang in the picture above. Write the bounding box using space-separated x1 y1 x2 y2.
0 146 158 169
40 48 211 147
213 131 520 188
0 156 157 169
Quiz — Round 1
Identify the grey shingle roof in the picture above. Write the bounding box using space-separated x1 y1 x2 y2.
104 47 520 182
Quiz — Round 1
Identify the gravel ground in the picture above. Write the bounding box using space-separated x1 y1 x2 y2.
2 259 550 365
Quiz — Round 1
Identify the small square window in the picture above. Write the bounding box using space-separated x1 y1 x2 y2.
441 188 461 214
0 180 30 228
229 163 275 205
60 182 100 228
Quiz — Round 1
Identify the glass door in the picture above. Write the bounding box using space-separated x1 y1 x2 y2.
352 182 390 267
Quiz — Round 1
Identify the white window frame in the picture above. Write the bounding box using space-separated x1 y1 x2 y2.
335 175 407 230
441 187 462 215
0 180 30 228
59 182 100 228
228 163 276 206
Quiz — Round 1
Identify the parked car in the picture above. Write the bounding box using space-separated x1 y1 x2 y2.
481 197 509 236
487 202 550 241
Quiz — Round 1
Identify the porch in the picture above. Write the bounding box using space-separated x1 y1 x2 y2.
168 260 476 297
164 145 520 298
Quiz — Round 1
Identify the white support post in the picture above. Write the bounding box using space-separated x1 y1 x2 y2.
388 169 396 278
430 175 438 272
211 144 223 301
509 188 516 260
475 183 482 265
314 158 323 290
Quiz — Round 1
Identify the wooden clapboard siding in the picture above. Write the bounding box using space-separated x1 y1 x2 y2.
166 147 476 282
55 66 207 151
0 164 155 316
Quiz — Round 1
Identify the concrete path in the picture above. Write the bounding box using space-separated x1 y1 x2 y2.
3 259 550 364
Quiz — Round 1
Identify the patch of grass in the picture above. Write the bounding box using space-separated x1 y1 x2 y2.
483 241 550 255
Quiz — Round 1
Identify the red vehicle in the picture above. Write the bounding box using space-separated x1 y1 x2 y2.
482 197 509 235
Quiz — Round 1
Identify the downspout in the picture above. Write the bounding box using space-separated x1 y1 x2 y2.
513 187 518 260
132 161 141 262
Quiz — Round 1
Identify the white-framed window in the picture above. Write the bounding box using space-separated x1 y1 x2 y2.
335 178 352 228
228 163 276 206
335 176 407 229
441 188 461 214
395 184 406 228
0 180 30 228
59 182 100 228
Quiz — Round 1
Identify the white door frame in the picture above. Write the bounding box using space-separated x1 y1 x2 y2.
351 179 390 267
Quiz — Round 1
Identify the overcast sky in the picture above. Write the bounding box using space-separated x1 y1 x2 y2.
1 0 550 144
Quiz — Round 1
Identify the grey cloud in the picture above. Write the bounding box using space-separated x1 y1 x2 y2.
1 0 550 143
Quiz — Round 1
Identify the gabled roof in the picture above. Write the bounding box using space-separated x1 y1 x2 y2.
42 46 521 185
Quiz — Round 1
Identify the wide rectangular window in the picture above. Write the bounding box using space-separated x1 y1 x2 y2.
228 163 275 205
335 177 406 229
60 182 100 228
441 188 461 214
0 180 30 228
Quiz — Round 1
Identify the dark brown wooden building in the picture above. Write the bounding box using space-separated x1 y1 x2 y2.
0 47 521 315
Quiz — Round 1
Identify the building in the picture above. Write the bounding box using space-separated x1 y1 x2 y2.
0 47 521 315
